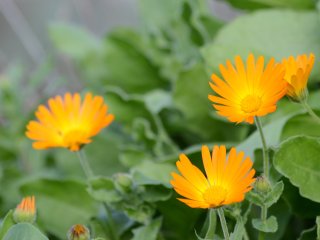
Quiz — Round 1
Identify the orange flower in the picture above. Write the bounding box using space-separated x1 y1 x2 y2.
170 145 255 209
26 92 114 151
13 196 36 223
209 54 286 124
282 53 315 102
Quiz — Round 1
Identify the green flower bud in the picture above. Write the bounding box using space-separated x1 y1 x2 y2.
114 173 133 193
67 224 90 240
254 176 271 194
13 196 36 224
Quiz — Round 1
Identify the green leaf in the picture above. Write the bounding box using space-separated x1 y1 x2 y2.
138 0 183 35
252 216 278 233
281 111 320 141
264 181 284 208
138 0 204 63
49 23 101 59
230 219 245 240
102 29 167 94
202 10 320 79
144 90 172 115
131 161 176 187
88 176 122 203
137 0 223 77
90 212 134 239
132 217 162 240
0 210 15 239
20 178 98 239
101 89 176 156
225 0 315 10
3 223 48 240
105 89 156 132
274 136 320 202
123 203 155 223
246 191 265 207
141 185 172 202
119 148 149 168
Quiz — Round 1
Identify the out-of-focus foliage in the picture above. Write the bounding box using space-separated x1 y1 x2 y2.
1 0 320 239
225 0 315 10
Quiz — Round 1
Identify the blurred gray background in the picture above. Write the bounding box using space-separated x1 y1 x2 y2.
0 0 240 69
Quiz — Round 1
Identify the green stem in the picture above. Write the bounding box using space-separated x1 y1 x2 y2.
255 117 269 240
76 150 94 179
76 150 119 240
205 209 217 239
258 231 265 240
217 208 230 240
254 117 269 180
258 205 268 240
301 100 320 124
261 205 267 222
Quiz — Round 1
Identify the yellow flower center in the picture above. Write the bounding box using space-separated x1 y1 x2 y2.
203 185 228 208
62 129 89 151
240 95 262 113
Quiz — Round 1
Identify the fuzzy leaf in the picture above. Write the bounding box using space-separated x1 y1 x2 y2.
49 23 101 59
88 176 122 203
0 210 15 239
3 223 48 240
274 136 320 202
132 217 162 240
252 216 278 233
264 181 284 208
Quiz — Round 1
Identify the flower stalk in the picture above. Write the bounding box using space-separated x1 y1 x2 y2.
76 150 94 179
205 209 217 239
217 208 230 240
254 117 270 240
301 100 320 124
254 117 269 180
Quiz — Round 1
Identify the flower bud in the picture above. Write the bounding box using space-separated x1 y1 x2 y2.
282 53 314 103
67 224 90 240
114 173 133 193
13 196 36 224
254 176 271 194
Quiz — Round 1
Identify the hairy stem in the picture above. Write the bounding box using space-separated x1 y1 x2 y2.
76 150 94 179
255 117 269 240
254 117 269 180
205 209 217 239
217 208 230 240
